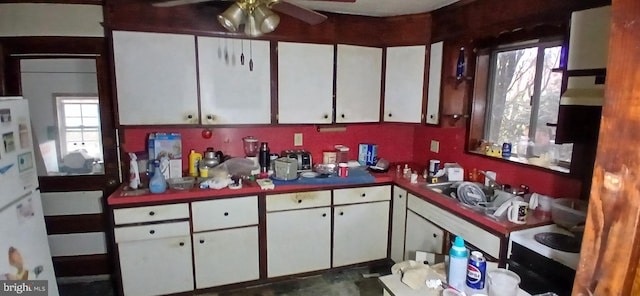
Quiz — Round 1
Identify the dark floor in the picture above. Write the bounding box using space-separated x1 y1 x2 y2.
58 265 391 296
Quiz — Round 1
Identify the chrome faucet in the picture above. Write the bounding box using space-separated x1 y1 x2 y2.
478 170 530 197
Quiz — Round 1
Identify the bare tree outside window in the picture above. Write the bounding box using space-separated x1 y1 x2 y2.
485 41 573 169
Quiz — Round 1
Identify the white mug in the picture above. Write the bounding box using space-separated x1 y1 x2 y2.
507 201 529 224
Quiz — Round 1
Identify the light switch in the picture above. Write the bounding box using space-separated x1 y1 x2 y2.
430 140 440 153
294 133 303 146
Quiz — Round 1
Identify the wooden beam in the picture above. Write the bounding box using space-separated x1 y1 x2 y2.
573 0 640 294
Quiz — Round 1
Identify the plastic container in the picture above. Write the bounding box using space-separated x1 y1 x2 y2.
335 145 350 163
448 236 469 291
551 198 588 229
149 160 167 194
487 269 520 296
167 177 195 190
188 149 203 177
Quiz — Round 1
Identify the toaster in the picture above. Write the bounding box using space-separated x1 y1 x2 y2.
281 150 313 172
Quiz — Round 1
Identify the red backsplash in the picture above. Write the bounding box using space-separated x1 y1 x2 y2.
412 126 583 199
123 123 416 169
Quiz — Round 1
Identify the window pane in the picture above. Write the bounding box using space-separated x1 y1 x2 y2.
82 130 101 142
65 116 82 127
64 104 81 117
487 47 538 145
82 116 100 127
81 104 99 117
66 130 83 142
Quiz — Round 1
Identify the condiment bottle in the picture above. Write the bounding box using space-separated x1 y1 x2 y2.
188 149 202 177
259 142 270 173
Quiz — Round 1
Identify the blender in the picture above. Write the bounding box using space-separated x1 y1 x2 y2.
243 136 260 168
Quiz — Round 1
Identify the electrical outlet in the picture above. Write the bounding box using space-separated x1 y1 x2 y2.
294 133 303 146
430 140 440 153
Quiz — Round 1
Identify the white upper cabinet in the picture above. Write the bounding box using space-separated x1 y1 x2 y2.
335 44 383 123
426 42 443 125
568 6 611 70
198 37 271 125
277 42 334 124
384 45 426 123
113 31 199 125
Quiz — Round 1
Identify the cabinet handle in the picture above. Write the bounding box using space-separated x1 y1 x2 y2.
297 199 302 204
398 194 402 199
361 193 366 197
430 114 435 119
200 239 205 244
322 213 327 217
149 230 155 234
433 233 437 238
187 114 193 119
224 212 229 216
207 115 213 120
388 113 392 117
149 211 155 216
341 114 345 118
339 212 344 216
323 114 329 119
179 242 185 247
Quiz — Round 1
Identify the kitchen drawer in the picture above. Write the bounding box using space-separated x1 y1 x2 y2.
266 190 331 212
192 196 258 232
333 185 391 205
407 194 501 258
115 221 190 243
113 203 189 225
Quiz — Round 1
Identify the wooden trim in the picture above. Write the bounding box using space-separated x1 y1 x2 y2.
565 68 606 77
52 254 111 277
468 53 490 151
379 47 387 122
270 41 278 124
257 193 267 280
45 213 106 234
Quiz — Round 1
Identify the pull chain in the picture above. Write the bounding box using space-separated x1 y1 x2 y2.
249 40 254 71
240 39 245 66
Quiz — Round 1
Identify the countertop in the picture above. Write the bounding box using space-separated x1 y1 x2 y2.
107 170 551 236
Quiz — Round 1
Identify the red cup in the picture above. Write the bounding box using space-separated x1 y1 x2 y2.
338 163 348 178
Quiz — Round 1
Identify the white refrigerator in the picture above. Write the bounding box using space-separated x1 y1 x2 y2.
0 97 59 295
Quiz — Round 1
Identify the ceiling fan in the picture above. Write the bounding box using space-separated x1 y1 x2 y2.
152 0 356 37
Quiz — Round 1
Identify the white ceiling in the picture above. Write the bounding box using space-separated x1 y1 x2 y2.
288 0 461 17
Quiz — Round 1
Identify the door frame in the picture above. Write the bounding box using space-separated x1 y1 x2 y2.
0 36 119 277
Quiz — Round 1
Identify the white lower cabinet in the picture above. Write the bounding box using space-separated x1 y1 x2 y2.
267 207 331 277
390 186 408 263
193 227 259 288
404 210 445 261
333 201 390 267
118 235 194 296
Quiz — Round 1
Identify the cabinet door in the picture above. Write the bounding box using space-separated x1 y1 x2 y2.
404 210 445 261
118 236 193 296
267 207 331 277
426 41 443 125
390 187 407 263
193 227 259 288
277 42 334 124
198 37 271 124
383 45 426 123
335 44 382 123
112 31 199 125
333 201 390 267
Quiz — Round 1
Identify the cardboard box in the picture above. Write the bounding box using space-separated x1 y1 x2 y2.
358 144 378 166
148 133 182 160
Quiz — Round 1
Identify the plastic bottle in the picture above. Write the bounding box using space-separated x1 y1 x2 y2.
149 160 167 194
188 149 203 177
448 236 469 291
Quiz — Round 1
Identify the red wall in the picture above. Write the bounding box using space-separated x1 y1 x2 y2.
412 126 583 199
123 123 416 169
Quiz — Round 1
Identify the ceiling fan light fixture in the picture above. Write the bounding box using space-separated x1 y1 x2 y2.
254 4 280 33
244 14 264 37
217 2 245 32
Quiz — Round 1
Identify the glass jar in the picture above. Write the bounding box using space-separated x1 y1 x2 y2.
517 136 529 160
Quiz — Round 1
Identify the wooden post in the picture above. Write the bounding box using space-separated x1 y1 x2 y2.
573 0 640 295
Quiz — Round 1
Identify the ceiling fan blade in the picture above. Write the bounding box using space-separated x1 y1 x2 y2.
271 1 328 25
152 0 221 7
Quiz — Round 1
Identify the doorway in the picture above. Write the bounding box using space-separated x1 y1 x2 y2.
1 37 118 279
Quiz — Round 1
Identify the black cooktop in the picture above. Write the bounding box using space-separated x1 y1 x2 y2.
534 232 581 253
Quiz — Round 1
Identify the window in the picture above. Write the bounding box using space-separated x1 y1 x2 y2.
483 40 573 170
56 96 103 160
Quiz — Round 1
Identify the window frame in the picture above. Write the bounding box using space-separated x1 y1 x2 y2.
53 93 102 160
467 32 576 174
